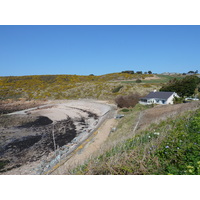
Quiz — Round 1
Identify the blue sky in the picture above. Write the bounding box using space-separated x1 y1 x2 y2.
0 25 200 76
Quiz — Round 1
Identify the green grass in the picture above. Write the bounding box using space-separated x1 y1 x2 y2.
71 106 200 175
121 75 185 84
112 85 124 93
0 160 10 172
120 108 130 112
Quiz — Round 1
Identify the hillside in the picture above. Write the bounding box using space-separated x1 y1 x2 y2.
0 73 185 103
66 101 200 175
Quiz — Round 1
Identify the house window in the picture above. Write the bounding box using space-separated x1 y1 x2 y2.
140 99 147 103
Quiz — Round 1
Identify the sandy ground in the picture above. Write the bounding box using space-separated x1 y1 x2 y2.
9 99 112 121
50 118 117 175
1 100 116 175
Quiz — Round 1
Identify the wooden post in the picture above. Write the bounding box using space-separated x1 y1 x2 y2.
52 123 56 152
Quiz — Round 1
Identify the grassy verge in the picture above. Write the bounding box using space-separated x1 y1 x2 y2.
71 106 200 175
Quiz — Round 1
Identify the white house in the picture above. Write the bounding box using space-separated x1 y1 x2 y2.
139 91 179 105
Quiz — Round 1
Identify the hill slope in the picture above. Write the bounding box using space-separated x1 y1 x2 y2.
67 101 200 175
0 73 184 101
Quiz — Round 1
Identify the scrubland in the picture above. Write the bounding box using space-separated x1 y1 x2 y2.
0 73 158 102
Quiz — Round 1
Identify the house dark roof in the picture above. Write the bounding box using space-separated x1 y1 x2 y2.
142 92 175 100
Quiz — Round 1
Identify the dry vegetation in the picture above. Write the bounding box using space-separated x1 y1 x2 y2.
115 93 142 108
0 73 157 102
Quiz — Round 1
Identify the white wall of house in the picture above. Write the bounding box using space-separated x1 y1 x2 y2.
166 94 174 104
139 99 156 105
166 93 179 104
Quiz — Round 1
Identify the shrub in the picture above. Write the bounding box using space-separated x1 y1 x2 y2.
115 93 141 108
160 75 200 97
121 108 130 112
121 71 134 74
173 96 184 104
136 79 142 83
112 85 123 93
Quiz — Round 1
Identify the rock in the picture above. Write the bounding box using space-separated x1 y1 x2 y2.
111 127 116 132
115 114 124 119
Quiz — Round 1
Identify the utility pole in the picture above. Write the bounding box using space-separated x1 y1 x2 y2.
52 122 56 152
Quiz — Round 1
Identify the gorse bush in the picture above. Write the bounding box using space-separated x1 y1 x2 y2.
0 73 155 101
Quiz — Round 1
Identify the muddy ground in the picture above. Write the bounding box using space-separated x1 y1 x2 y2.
0 100 111 174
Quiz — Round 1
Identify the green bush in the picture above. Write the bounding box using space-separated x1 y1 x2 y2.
160 75 200 97
112 85 123 93
136 79 142 83
0 160 9 172
121 108 130 112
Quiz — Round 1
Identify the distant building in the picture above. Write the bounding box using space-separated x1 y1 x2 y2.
139 91 179 105
161 72 170 75
186 72 195 75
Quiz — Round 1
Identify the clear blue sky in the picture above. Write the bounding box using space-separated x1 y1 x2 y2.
0 25 199 76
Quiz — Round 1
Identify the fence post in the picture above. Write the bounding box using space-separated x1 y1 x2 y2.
52 122 56 152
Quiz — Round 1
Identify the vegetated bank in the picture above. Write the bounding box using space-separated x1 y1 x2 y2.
70 101 200 175
0 73 179 102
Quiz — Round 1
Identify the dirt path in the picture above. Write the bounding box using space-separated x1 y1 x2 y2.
50 118 117 175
